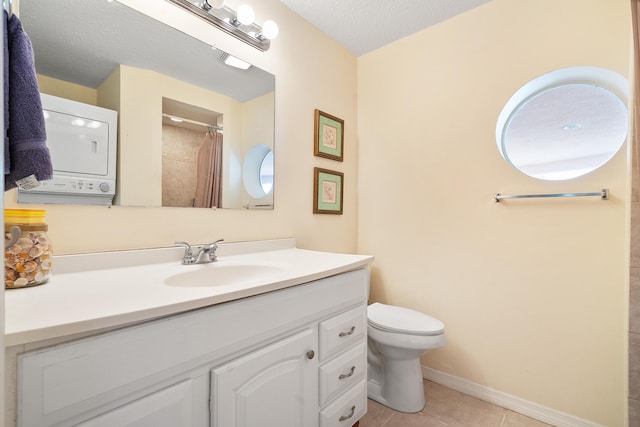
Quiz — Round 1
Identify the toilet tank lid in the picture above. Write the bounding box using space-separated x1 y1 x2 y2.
368 302 445 335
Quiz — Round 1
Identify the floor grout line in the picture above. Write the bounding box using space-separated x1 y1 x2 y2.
499 410 507 426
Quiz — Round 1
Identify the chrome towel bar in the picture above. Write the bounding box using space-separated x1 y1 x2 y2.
494 189 608 203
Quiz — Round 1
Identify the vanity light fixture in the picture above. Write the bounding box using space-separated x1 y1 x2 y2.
166 0 279 51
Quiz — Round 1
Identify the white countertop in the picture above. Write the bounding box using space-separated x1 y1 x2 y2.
5 238 373 346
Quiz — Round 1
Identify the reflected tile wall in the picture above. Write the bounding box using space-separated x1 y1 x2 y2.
161 125 204 207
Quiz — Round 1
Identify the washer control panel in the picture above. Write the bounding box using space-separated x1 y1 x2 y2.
34 177 115 195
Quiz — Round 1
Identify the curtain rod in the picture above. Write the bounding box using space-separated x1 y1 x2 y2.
162 113 222 131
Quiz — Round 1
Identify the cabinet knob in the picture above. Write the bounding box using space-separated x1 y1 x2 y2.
306 350 315 360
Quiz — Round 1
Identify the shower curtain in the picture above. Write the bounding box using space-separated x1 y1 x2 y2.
194 131 223 208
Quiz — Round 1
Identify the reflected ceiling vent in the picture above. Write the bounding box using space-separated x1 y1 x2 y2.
220 53 251 70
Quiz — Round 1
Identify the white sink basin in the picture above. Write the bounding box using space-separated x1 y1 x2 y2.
165 263 284 287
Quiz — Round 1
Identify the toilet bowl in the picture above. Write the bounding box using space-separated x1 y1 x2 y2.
367 302 446 413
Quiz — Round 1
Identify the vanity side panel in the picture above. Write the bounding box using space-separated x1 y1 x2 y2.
5 345 25 427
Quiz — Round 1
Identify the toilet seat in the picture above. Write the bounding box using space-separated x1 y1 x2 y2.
368 302 444 336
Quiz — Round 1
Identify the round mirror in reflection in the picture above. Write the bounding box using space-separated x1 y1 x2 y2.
260 151 274 194
497 68 629 180
243 144 274 199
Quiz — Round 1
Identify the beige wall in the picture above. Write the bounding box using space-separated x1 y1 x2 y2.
357 0 630 425
37 74 97 105
6 0 358 254
630 114 640 425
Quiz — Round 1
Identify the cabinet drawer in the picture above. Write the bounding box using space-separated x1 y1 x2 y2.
319 342 366 406
319 380 367 427
319 306 366 361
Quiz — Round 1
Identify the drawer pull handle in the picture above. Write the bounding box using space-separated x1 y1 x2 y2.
339 326 356 337
338 366 356 380
339 405 356 422
306 350 315 360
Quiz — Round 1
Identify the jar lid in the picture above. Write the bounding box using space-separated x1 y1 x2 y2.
4 209 46 224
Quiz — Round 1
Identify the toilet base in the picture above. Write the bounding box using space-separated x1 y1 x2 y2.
367 367 426 414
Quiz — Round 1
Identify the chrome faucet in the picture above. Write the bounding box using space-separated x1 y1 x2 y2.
175 239 224 265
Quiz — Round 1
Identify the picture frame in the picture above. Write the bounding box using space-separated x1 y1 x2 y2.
314 109 344 162
313 167 344 214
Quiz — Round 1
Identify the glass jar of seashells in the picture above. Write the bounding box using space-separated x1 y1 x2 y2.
4 209 53 288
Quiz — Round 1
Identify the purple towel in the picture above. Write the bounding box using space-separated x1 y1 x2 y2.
3 10 9 175
4 13 52 191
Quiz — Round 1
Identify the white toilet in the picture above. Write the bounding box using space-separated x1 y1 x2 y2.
367 302 446 413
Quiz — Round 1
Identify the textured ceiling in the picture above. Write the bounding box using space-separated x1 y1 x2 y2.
279 0 494 56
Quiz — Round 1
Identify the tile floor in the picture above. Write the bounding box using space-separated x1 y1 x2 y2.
359 380 554 427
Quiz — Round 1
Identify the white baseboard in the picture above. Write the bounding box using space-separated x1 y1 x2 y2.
421 366 605 427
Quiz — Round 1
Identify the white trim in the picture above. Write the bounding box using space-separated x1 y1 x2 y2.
422 366 605 427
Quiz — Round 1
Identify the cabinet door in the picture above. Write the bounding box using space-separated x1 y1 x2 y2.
212 328 318 427
77 379 194 427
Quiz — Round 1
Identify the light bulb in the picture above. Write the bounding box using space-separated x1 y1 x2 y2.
236 4 255 25
208 0 224 8
261 20 279 40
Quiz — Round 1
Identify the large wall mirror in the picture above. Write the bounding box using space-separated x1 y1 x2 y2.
19 0 276 209
496 67 629 180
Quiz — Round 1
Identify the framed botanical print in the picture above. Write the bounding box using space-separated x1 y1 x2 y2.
313 168 343 214
314 109 344 162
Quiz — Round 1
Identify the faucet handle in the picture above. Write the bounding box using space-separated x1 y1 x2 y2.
202 238 224 251
175 241 196 264
206 238 224 262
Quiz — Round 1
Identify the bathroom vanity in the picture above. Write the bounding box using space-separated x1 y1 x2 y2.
4 239 373 427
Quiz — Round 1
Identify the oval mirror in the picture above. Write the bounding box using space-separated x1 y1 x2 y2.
496 67 629 180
